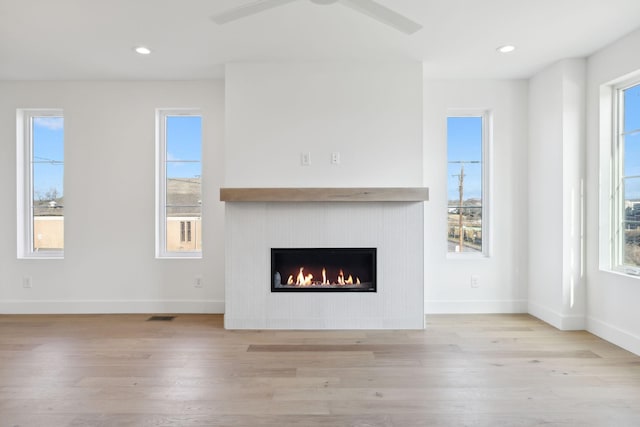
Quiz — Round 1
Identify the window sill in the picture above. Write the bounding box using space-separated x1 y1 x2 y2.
156 253 202 260
603 267 640 279
446 252 489 260
18 254 64 260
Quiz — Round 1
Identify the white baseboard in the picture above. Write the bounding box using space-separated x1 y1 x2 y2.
527 302 585 330
224 316 426 330
587 316 640 357
0 299 225 314
425 299 527 314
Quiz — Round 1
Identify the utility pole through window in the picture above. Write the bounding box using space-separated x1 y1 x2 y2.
450 160 480 252
447 114 487 255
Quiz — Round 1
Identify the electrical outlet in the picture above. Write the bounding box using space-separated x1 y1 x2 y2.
331 152 340 165
23 277 32 289
301 152 311 166
194 275 203 288
470 275 479 288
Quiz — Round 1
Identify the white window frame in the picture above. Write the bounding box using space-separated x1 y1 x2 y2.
155 108 202 259
446 109 492 258
16 109 64 259
610 77 640 274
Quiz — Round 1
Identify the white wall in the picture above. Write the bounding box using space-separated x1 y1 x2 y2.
0 81 225 313
528 59 587 330
586 28 640 355
423 79 529 313
225 62 423 187
528 65 564 321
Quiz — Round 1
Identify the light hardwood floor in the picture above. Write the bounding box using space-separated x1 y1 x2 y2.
1 314 639 426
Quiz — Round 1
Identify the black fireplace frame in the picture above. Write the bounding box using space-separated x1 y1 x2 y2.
271 247 377 293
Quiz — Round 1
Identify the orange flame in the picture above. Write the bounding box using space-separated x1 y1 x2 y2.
296 267 313 286
287 266 363 287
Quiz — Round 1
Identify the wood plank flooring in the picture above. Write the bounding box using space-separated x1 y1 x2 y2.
0 314 639 426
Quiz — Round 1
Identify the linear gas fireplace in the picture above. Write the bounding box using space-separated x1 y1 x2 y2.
271 248 376 292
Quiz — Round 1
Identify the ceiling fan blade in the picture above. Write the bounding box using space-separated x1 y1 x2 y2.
339 0 422 34
211 0 298 24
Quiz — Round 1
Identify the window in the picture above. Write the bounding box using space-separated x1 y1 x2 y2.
447 112 490 255
613 81 640 271
156 110 202 257
17 110 64 258
180 221 192 243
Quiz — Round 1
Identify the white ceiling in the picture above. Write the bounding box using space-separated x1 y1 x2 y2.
1 0 639 81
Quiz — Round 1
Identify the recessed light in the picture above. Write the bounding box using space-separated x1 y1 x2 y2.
134 46 152 55
496 45 516 54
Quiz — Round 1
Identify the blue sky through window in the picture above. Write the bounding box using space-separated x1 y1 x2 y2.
33 116 64 199
166 115 202 179
624 84 640 200
447 116 482 201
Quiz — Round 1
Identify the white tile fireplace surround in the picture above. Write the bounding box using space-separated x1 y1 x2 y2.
221 188 427 330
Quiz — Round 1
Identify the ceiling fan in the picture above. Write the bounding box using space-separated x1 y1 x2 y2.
211 0 422 35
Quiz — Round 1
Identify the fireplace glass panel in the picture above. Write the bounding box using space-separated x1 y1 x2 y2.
271 248 376 292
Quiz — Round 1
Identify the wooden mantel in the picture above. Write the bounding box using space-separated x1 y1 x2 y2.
219 187 429 202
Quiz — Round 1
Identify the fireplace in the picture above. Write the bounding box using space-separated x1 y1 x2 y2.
271 248 376 292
